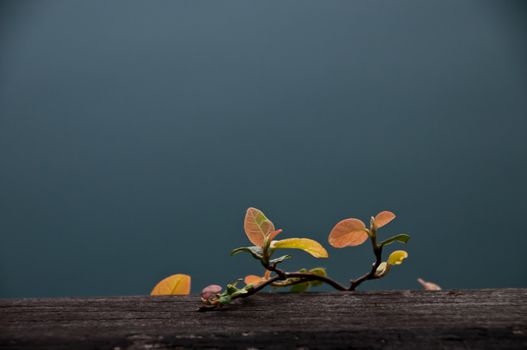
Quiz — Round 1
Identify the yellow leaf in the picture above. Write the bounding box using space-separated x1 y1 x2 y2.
374 211 396 229
244 207 276 247
271 238 329 258
328 218 368 248
151 274 191 296
387 250 408 265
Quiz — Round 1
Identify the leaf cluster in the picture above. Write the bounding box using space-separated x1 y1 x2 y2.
150 207 412 310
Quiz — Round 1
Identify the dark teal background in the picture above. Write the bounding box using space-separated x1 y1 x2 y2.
1 1 526 298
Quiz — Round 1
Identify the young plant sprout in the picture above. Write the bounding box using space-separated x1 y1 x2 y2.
196 207 410 311
328 210 410 289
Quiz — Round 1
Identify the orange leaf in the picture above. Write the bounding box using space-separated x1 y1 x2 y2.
244 207 275 247
151 274 191 296
374 211 396 229
328 218 368 248
268 229 282 241
245 270 271 286
244 275 266 285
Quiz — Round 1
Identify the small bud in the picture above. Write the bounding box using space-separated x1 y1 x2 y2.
201 284 222 301
374 262 389 278
417 278 441 291
268 229 283 241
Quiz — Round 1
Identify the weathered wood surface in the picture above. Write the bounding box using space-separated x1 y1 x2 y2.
1 289 526 349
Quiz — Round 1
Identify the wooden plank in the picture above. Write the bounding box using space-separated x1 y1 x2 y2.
1 289 526 349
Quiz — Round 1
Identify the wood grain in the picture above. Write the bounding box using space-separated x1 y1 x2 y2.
1 289 526 349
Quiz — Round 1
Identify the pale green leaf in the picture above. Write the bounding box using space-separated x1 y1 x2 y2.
308 267 327 287
269 254 292 265
379 234 410 248
374 262 389 277
290 282 310 293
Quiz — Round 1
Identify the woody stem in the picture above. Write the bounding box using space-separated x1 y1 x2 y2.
265 262 348 291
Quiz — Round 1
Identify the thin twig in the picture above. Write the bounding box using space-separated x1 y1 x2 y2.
349 231 383 290
283 272 348 291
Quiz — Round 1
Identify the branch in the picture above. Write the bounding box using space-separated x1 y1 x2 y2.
268 262 348 291
349 232 383 290
284 272 348 291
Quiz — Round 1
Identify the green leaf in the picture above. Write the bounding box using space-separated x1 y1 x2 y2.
269 255 292 265
231 246 264 260
221 279 253 299
225 279 243 293
308 267 327 287
231 288 249 298
379 234 410 248
290 282 310 293
218 295 232 305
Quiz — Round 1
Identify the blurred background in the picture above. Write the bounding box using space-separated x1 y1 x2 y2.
1 0 526 298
